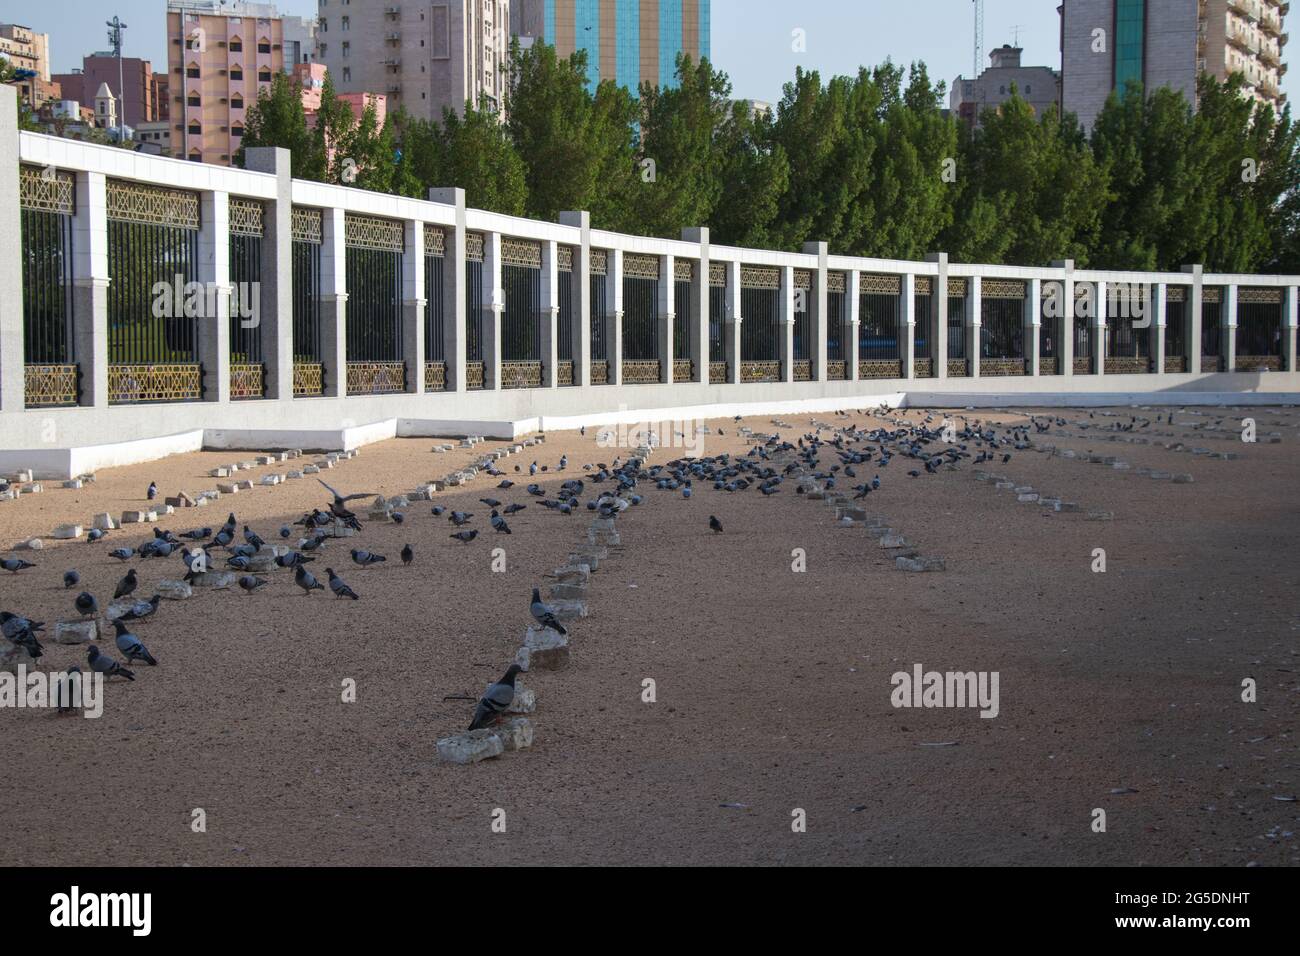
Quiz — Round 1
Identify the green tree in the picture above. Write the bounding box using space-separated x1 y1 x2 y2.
428 104 528 215
310 73 360 184
709 100 790 248
235 71 314 177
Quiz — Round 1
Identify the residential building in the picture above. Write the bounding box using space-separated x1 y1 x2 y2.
511 0 711 91
283 15 319 66
52 55 157 130
1060 0 1287 131
318 0 510 121
950 44 1062 126
0 23 50 80
166 0 289 164
135 119 172 155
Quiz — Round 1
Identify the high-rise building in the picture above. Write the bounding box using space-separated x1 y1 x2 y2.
0 23 58 110
317 0 511 122
951 45 1062 126
53 56 158 130
1060 0 1287 132
511 0 711 91
166 0 289 164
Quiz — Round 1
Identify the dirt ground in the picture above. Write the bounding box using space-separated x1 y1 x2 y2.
1 403 1297 866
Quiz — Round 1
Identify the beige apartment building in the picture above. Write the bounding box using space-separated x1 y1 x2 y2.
1062 0 1288 131
317 0 511 122
0 23 50 81
166 0 288 164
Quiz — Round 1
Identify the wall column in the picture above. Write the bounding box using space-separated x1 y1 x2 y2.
658 253 675 384
1184 264 1203 374
1054 261 1074 378
242 147 292 403
1152 282 1167 377
562 211 591 387
966 275 981 379
483 231 503 390
320 206 348 398
726 259 742 384
1093 280 1107 377
1027 277 1041 377
402 219 426 394
929 254 948 380
197 189 231 403
607 248 623 386
0 88 21 411
779 265 795 383
540 239 560 388
902 272 916 380
1224 282 1238 372
803 242 828 382
1284 285 1298 373
73 171 110 409
430 188 466 392
684 227 709 384
847 270 861 381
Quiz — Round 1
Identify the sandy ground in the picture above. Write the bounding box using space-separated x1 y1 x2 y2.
1 404 1298 866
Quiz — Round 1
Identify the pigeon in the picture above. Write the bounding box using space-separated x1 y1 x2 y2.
113 569 139 599
117 595 161 622
325 568 359 600
391 512 405 525
1 557 35 574
401 544 413 566
503 503 527 515
490 512 511 534
279 525 292 539
294 565 324 596
180 528 211 541
432 506 446 517
497 480 514 489
181 548 208 583
243 526 265 551
212 528 234 548
63 569 81 589
709 515 723 534
1 612 44 659
54 666 81 715
147 482 158 501
448 511 474 526
275 551 314 569
87 529 107 543
87 644 134 681
480 497 502 509
74 591 99 617
468 664 523 731
113 620 157 666
530 587 567 636
226 555 253 572
450 530 479 544
238 575 269 595
317 478 375 528
559 454 568 471
350 549 386 567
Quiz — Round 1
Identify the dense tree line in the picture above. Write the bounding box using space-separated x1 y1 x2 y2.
236 42 1300 273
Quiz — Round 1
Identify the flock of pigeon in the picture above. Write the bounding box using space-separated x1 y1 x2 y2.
2 409 1038 726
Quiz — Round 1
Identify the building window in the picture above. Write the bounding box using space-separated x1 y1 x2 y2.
342 16 349 30
1114 0 1147 93
231 94 244 109
342 67 351 82
231 124 244 138
190 150 202 162
342 41 350 57
258 68 272 82
230 37 243 52
188 92 200 106
258 37 271 54
187 62 200 78
231 65 243 80
188 121 201 135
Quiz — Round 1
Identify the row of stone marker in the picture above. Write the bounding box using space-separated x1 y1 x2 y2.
434 442 652 766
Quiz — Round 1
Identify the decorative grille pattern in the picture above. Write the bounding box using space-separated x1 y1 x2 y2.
624 254 660 279
622 359 661 383
345 213 404 252
106 180 200 229
228 198 264 237
24 364 78 407
466 232 485 262
827 272 846 293
19 166 75 214
501 238 542 268
229 362 264 399
424 361 447 391
709 263 727 287
346 361 405 394
108 363 202 404
424 226 446 257
675 259 694 281
590 249 607 275
983 279 1026 299
1240 287 1283 305
293 362 323 396
741 266 780 290
557 246 573 272
948 278 968 296
861 274 901 295
292 207 322 244
914 276 933 295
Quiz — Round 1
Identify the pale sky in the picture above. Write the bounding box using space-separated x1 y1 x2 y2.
4 0 1296 109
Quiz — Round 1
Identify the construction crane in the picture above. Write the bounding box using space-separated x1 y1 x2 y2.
972 0 984 78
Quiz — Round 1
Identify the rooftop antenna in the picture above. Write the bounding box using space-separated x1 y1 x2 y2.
972 0 984 76
1011 24 1023 48
106 15 128 141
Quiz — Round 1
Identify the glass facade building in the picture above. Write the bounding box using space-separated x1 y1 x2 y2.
517 0 710 91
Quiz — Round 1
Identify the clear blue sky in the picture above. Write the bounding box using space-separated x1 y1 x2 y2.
4 0 1297 107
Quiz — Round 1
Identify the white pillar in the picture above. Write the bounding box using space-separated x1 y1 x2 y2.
967 275 981 378
402 219 425 394
929 254 948 379
73 171 110 408
903 272 916 380
779 265 795 383
560 211 591 386
1185 264 1204 374
320 206 348 397
1224 283 1238 372
658 252 675 384
1094 279 1107 377
1284 285 1298 373
241 147 293 402
847 269 861 381
1055 261 1075 377
198 189 231 403
726 259 742 384
803 242 828 382
684 227 709 384
1153 282 1167 376
607 248 623 386
483 231 503 389
540 239 560 388
0 88 21 411
430 187 466 392
1027 277 1041 377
